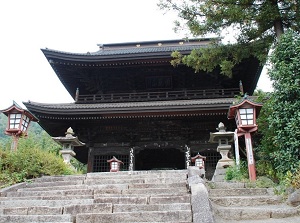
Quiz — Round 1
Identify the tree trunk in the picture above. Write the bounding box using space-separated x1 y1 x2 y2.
272 0 284 39
274 19 284 38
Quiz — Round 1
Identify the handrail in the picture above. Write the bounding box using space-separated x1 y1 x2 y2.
76 88 239 104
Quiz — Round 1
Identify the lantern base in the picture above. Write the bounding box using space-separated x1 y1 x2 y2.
60 149 76 164
216 145 235 169
215 160 235 169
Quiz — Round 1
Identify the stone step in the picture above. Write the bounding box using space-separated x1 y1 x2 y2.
144 178 187 184
0 214 73 223
34 175 85 182
93 188 187 196
6 189 94 197
94 195 191 204
2 206 63 215
85 178 145 185
86 170 187 177
2 203 113 215
0 198 94 208
85 177 186 185
209 188 270 197
210 195 283 207
0 194 94 200
129 182 186 189
76 210 192 223
19 184 89 192
25 180 84 188
208 181 265 189
113 203 191 212
64 203 112 215
214 215 300 223
120 188 188 195
86 173 187 180
213 204 300 220
31 170 187 183
21 183 129 192
207 181 248 189
19 182 186 193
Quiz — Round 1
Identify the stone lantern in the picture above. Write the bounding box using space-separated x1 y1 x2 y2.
209 122 235 169
52 127 85 165
107 156 124 172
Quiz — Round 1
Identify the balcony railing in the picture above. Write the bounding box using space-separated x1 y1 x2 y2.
76 88 240 104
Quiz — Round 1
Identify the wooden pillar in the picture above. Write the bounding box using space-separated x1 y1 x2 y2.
87 147 94 173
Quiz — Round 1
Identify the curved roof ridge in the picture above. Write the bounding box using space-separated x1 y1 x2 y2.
41 37 218 57
23 98 234 110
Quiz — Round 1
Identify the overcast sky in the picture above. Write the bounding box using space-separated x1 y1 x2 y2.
0 0 272 110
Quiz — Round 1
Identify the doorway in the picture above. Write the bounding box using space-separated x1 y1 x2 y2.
135 148 185 170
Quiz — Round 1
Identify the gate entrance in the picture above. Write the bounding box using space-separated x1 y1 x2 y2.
135 148 185 170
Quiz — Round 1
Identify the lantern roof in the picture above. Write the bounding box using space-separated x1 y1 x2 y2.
227 97 263 120
208 122 234 143
52 127 85 147
107 156 124 164
1 101 39 122
191 153 206 162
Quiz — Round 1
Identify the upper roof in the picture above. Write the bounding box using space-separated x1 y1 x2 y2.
42 38 215 59
41 37 263 99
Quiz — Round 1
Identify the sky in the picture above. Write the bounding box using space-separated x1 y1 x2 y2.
0 0 273 110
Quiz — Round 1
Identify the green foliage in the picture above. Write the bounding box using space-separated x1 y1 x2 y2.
256 159 277 181
291 167 300 189
158 0 300 76
225 160 248 181
266 30 300 174
0 147 76 188
255 176 275 188
171 39 270 77
255 30 300 193
71 158 87 174
0 113 86 187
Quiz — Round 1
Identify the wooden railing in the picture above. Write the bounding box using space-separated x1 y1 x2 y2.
76 88 240 104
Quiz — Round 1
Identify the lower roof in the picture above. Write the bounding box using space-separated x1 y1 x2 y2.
23 97 234 117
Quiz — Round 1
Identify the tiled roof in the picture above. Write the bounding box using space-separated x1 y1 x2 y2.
89 44 208 56
24 98 234 112
42 39 214 57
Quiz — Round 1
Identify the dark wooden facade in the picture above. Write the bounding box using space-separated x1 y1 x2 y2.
24 39 263 178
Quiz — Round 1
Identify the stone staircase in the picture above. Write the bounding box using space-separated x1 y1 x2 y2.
0 170 193 223
208 181 300 223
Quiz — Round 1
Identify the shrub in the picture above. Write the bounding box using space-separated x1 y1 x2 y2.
225 160 248 181
291 167 300 189
0 147 76 188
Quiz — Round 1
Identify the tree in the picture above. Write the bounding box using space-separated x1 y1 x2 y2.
158 0 300 76
263 30 300 174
